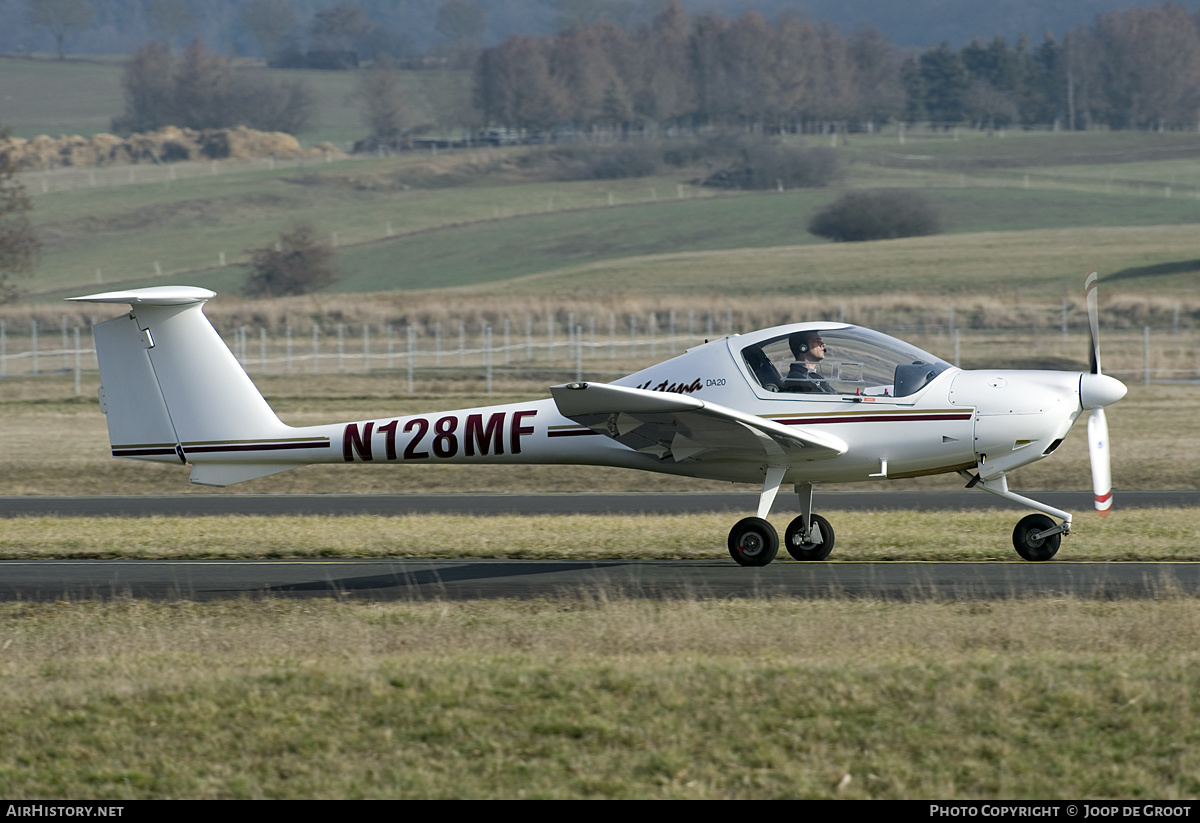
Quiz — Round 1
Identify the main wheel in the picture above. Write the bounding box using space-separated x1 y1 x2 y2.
784 514 835 561
1012 514 1061 562
727 517 779 567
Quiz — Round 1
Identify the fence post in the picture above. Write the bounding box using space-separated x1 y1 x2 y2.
485 324 493 394
1 319 6 378
407 326 416 394
363 325 370 374
62 315 69 371
575 325 583 382
1143 326 1151 386
31 319 38 376
74 327 81 396
337 324 345 373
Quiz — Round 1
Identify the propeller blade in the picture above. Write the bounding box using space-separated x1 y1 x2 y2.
1084 270 1102 375
1087 407 1113 516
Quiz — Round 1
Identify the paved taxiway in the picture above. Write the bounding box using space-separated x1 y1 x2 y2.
2 491 1195 602
2 558 1199 602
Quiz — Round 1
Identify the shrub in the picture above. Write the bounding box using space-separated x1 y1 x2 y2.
808 190 943 242
534 142 663 180
702 140 840 190
244 224 335 297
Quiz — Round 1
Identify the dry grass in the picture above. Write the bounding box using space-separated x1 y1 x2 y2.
0 508 1195 562
7 284 1199 336
0 597 1197 798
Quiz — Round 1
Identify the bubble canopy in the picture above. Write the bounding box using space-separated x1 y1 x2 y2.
737 325 953 399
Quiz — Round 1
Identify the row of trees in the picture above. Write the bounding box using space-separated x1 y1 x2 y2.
475 2 1200 133
909 4 1200 131
113 39 315 134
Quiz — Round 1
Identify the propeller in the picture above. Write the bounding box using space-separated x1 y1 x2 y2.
1079 271 1126 516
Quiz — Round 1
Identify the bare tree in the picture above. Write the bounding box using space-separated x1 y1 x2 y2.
0 122 40 303
358 58 409 139
111 41 174 133
112 40 314 135
27 0 92 60
245 225 335 298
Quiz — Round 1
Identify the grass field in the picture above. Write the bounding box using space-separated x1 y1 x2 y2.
0 597 1197 798
12 128 1198 301
0 55 471 146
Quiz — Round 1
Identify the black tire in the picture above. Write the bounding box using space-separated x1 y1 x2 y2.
784 514 835 561
1012 514 1061 562
727 517 779 567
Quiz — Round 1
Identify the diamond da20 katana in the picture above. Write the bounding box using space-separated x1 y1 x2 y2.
69 273 1125 565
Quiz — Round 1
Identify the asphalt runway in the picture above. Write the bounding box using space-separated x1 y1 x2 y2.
2 491 1196 602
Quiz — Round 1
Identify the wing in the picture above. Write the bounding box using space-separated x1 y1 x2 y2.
550 381 847 464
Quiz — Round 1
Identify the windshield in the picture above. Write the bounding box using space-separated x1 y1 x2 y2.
740 327 952 398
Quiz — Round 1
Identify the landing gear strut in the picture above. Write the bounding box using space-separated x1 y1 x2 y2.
961 471 1071 562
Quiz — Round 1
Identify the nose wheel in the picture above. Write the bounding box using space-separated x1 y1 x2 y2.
1012 513 1062 562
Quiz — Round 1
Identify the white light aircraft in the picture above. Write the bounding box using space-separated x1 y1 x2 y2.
70 274 1126 565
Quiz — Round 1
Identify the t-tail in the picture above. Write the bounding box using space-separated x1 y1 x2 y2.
69 286 313 487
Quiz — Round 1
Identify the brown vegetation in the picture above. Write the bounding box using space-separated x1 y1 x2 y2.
0 126 339 171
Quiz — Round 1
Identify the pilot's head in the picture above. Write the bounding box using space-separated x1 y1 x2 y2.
789 331 826 362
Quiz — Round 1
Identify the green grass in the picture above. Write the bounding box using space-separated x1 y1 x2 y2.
0 597 1197 798
25 171 1200 300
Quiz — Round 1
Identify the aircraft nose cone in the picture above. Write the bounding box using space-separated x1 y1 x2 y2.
1080 373 1127 410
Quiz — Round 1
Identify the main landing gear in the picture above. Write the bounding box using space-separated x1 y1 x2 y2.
728 480 836 567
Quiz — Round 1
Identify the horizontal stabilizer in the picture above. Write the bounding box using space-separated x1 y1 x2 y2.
67 286 216 306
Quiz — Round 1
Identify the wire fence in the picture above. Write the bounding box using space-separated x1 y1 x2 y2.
3 313 1197 396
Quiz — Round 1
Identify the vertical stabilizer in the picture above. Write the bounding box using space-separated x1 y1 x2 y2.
69 287 294 481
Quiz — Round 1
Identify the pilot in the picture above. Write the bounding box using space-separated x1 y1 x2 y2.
784 331 836 393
